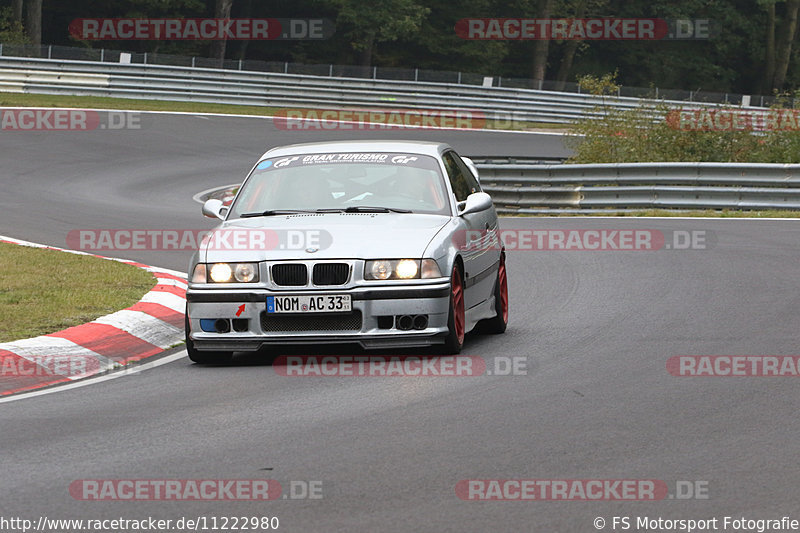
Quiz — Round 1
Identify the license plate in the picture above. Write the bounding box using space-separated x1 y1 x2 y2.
267 294 352 313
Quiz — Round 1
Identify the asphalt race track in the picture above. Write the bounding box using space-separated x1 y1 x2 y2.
2 112 799 531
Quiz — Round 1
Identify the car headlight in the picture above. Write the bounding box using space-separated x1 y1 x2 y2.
369 260 393 280
233 263 257 282
395 259 418 279
192 262 260 283
210 263 233 283
364 259 442 280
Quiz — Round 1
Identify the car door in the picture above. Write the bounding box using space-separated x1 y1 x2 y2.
442 150 499 310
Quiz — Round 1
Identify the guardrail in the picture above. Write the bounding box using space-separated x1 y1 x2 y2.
476 162 800 213
0 56 747 125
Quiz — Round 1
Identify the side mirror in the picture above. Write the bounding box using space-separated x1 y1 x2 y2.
458 192 493 216
462 157 480 182
202 198 227 219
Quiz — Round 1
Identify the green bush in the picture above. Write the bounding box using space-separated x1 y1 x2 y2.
566 75 800 164
0 7 28 44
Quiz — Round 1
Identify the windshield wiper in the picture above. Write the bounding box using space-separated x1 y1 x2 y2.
316 206 412 214
239 209 315 218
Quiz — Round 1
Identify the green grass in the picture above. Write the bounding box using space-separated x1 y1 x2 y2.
0 243 156 343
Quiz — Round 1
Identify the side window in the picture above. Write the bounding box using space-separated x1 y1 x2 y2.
442 151 480 202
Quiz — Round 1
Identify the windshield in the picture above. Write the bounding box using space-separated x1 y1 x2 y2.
228 152 450 218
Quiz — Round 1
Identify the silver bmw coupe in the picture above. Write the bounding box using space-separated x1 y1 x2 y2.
185 140 507 363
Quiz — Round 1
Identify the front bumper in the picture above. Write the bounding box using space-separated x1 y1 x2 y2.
186 283 451 351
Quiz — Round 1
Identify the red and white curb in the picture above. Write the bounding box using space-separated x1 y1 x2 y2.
0 235 187 397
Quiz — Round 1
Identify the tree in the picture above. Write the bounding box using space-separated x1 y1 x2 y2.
531 0 554 81
328 0 430 67
404 0 508 72
12 0 23 24
772 0 800 90
764 0 777 90
554 0 609 90
210 0 234 65
554 0 587 90
25 0 40 47
0 6 28 44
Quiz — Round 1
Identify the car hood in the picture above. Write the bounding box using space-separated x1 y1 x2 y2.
201 212 451 262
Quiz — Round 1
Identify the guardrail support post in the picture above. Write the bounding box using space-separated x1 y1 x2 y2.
192 57 195 68
284 62 288 74
373 66 377 79
457 71 461 84
143 52 147 64
329 64 333 76
47 45 52 59
100 48 104 62
416 68 419 82
238 59 242 70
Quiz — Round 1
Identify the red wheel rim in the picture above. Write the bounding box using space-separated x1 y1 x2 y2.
499 254 508 323
452 266 465 344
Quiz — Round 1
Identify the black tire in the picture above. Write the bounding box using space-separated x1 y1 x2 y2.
480 252 508 334
440 264 465 355
185 311 234 364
